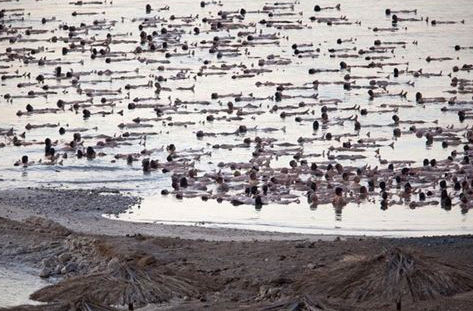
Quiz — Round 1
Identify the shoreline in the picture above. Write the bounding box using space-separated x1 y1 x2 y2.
0 188 473 310
2 187 471 241
0 187 343 241
1 187 472 241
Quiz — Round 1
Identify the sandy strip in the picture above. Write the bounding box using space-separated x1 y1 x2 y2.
0 188 339 241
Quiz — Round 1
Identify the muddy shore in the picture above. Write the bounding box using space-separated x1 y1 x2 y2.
0 188 473 310
0 188 341 241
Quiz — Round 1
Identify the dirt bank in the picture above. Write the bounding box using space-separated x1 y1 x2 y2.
1 215 473 310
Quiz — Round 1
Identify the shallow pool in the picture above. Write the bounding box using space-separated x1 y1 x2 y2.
0 265 49 307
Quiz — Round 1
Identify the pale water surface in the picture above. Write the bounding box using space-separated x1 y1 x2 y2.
1 0 473 236
0 266 49 307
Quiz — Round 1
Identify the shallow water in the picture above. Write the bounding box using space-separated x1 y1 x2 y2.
110 194 472 237
1 0 473 236
0 266 49 307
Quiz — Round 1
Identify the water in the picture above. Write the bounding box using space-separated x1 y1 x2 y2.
1 0 473 236
109 194 471 237
0 265 49 307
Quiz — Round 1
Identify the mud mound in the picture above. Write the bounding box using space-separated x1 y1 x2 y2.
257 295 341 311
297 247 473 309
25 217 72 236
31 254 210 308
0 216 70 236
